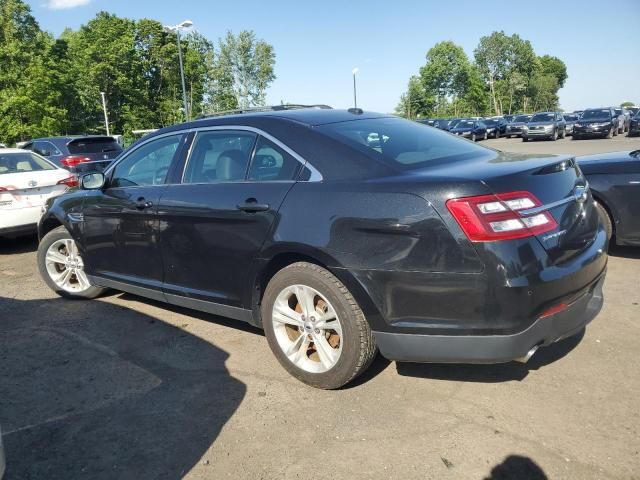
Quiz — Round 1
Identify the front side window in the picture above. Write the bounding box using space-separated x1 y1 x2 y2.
0 152 56 174
183 131 256 184
319 117 488 171
111 135 182 188
248 136 302 181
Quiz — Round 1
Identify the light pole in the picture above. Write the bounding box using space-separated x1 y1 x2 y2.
164 20 193 121
352 68 359 108
100 91 110 136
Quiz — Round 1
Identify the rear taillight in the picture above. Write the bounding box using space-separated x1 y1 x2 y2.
446 191 557 242
61 155 91 167
57 176 79 188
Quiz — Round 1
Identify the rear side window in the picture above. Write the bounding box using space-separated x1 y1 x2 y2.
183 131 256 184
0 153 55 174
68 138 122 155
248 136 302 181
319 117 487 171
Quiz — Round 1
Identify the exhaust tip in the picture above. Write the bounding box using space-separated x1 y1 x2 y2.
515 345 540 364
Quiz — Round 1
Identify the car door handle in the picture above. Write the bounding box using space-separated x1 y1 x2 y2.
134 198 153 210
237 199 270 212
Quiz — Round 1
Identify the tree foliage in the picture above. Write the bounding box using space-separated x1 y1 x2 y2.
0 0 276 144
397 31 568 119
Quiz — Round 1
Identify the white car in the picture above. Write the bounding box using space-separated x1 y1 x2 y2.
0 149 77 237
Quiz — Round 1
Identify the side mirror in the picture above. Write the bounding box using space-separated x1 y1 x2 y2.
81 172 105 190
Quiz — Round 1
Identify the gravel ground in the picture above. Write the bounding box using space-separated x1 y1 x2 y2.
1 134 639 480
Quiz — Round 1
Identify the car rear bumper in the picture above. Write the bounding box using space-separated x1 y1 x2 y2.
374 271 605 363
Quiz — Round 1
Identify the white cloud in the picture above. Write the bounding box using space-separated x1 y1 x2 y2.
46 0 91 10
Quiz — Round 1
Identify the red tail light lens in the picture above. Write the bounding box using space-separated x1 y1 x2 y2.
61 155 91 167
446 191 557 242
57 176 79 188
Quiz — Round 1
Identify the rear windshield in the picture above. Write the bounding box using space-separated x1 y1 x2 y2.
318 117 488 171
0 152 55 174
582 109 611 120
68 138 122 155
530 113 555 122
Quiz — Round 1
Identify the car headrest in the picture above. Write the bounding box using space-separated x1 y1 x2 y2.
216 150 246 181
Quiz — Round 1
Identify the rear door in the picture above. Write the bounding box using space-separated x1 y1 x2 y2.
81 134 187 293
158 129 302 309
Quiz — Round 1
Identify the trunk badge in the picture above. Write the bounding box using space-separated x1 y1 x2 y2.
573 186 588 204
28 180 38 187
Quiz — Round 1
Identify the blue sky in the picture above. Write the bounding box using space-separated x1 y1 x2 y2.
28 0 640 113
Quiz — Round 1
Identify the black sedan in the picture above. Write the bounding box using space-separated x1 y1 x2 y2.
629 111 640 137
484 118 508 138
36 107 607 389
578 150 640 246
449 119 488 141
573 108 619 139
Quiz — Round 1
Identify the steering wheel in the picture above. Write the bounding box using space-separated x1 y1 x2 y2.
154 166 170 184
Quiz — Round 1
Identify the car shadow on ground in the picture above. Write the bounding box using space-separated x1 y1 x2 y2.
0 296 245 480
0 234 38 255
394 329 585 383
483 455 548 479
609 244 640 260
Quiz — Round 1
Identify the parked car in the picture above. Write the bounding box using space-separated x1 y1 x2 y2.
563 114 579 136
506 114 532 138
578 150 640 246
503 114 514 123
37 107 607 389
626 107 639 117
573 108 619 139
574 110 584 118
449 119 488 141
522 112 566 141
613 108 631 134
484 118 508 138
416 118 436 127
22 136 123 174
0 143 6 149
0 149 77 237
629 111 640 137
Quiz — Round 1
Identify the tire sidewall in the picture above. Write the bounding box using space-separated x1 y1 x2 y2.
261 263 369 389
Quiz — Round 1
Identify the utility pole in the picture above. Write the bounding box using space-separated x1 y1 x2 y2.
100 91 110 136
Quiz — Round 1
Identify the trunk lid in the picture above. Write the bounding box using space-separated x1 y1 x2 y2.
0 169 71 210
422 151 600 264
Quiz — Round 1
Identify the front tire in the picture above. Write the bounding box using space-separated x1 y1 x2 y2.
37 226 105 299
471 133 476 142
261 262 377 389
551 129 558 141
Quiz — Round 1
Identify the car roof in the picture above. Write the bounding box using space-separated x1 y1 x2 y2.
0 148 31 154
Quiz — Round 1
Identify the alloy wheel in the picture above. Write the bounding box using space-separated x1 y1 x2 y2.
44 239 92 293
271 284 343 373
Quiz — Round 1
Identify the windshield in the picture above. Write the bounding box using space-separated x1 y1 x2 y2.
318 117 488 171
68 138 122 155
564 115 577 121
456 120 474 128
530 113 555 122
514 115 530 122
614 109 622 115
581 109 611 120
0 152 56 174
484 119 499 126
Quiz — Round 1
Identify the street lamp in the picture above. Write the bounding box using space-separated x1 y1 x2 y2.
352 68 359 109
163 20 193 121
100 91 110 136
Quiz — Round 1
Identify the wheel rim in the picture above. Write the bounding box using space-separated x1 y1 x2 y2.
271 284 343 373
45 238 92 293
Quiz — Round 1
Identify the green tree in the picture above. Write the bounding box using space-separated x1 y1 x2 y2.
538 55 568 88
0 0 67 144
621 101 635 108
209 30 276 110
420 41 470 115
395 75 433 119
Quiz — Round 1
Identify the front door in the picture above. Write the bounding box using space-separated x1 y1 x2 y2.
158 130 303 309
81 134 186 293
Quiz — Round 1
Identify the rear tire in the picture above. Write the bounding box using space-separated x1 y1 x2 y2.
37 226 106 299
594 201 613 243
261 262 377 389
